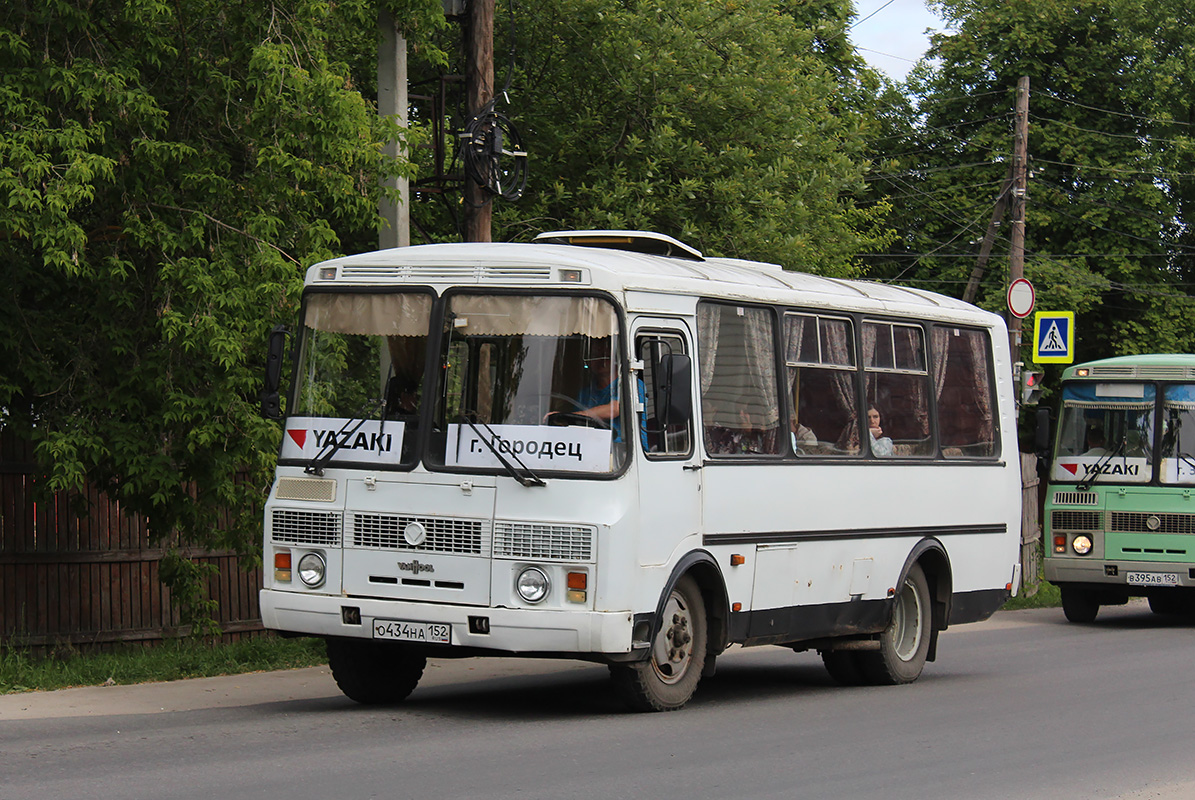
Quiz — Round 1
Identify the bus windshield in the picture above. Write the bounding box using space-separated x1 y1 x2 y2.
1161 384 1195 484
428 293 626 475
283 290 433 468
1053 382 1155 484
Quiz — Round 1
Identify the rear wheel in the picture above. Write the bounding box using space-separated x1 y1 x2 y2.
326 637 427 705
821 650 867 686
858 563 932 685
611 576 707 712
1061 586 1100 623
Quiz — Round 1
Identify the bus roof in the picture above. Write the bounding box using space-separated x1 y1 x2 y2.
307 236 999 326
1063 354 1195 381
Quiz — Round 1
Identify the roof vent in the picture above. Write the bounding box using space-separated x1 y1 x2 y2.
533 230 703 261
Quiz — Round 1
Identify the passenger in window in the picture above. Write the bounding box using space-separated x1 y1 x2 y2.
733 401 775 454
1083 427 1108 456
868 407 894 457
790 415 816 453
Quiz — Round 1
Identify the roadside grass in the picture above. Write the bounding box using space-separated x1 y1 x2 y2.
0 635 327 695
1003 577 1062 610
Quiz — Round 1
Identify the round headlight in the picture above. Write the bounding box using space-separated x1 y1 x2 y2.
297 552 327 587
516 567 550 604
1072 535 1093 556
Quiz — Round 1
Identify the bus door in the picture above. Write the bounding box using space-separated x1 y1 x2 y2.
632 320 702 567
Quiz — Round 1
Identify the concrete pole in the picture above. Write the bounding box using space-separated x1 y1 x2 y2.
378 9 410 249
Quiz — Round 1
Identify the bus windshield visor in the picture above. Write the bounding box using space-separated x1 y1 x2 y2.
1161 384 1195 484
429 293 626 475
1053 383 1155 484
282 291 433 468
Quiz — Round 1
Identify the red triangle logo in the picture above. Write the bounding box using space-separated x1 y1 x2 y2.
1061 462 1078 475
287 429 307 449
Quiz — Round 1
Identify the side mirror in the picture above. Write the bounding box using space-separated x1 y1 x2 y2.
262 325 288 419
655 352 693 426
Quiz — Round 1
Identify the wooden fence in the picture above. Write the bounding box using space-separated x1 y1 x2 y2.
2 429 1046 653
1020 451 1042 596
1 432 263 652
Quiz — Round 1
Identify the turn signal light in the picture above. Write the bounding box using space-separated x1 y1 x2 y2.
730 554 746 566
567 571 587 604
274 551 292 582
1053 535 1066 554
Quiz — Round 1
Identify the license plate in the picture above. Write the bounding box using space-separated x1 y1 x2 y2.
372 619 452 644
1125 571 1181 587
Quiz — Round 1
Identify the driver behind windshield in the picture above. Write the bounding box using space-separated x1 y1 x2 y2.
545 337 622 434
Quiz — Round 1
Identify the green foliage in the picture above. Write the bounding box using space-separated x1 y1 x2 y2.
864 0 1195 364
411 0 894 275
0 0 440 624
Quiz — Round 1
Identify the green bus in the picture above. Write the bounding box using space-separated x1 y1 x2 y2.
1043 354 1195 622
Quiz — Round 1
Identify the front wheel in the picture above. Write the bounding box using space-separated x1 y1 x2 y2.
1061 586 1100 623
858 563 932 685
611 576 707 712
326 637 427 705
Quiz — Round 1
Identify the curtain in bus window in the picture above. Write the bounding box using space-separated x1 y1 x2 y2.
304 292 431 336
699 303 780 455
783 314 858 455
697 304 720 396
447 295 617 338
931 327 994 457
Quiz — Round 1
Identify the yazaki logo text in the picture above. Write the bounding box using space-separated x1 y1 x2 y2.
281 417 404 465
1056 459 1144 479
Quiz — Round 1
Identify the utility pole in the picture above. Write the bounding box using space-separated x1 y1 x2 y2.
1008 75 1030 363
463 0 494 243
378 9 410 249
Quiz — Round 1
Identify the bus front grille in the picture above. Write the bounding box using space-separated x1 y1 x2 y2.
352 513 487 555
493 521 596 562
1051 510 1103 531
1111 512 1195 535
271 509 343 546
1053 491 1099 506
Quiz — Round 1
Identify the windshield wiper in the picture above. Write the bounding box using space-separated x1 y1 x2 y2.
1078 434 1127 491
305 396 387 476
461 415 545 487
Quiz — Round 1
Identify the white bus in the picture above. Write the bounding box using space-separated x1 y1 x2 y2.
260 231 1022 711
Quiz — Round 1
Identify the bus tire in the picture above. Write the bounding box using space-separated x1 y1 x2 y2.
1147 590 1188 616
1061 586 1100 623
821 650 867 686
611 575 707 712
326 637 426 705
859 563 932 685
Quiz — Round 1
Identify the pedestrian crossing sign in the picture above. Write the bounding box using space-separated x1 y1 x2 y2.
1033 311 1074 364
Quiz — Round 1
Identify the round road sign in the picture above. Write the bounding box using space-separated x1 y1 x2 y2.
1007 278 1035 318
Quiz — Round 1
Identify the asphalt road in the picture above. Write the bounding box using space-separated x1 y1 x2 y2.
2 602 1193 800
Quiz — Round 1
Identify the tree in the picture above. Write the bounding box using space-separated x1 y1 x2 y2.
862 0 1195 362
409 0 893 275
0 0 442 630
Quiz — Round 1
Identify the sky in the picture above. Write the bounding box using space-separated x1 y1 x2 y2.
848 0 950 81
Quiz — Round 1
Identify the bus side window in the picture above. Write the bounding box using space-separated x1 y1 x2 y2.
931 327 996 457
638 333 693 457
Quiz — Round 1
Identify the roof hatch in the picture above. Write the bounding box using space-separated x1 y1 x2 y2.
533 230 704 261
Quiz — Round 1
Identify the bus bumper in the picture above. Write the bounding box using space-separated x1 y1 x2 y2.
1044 558 1195 589
260 589 638 656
